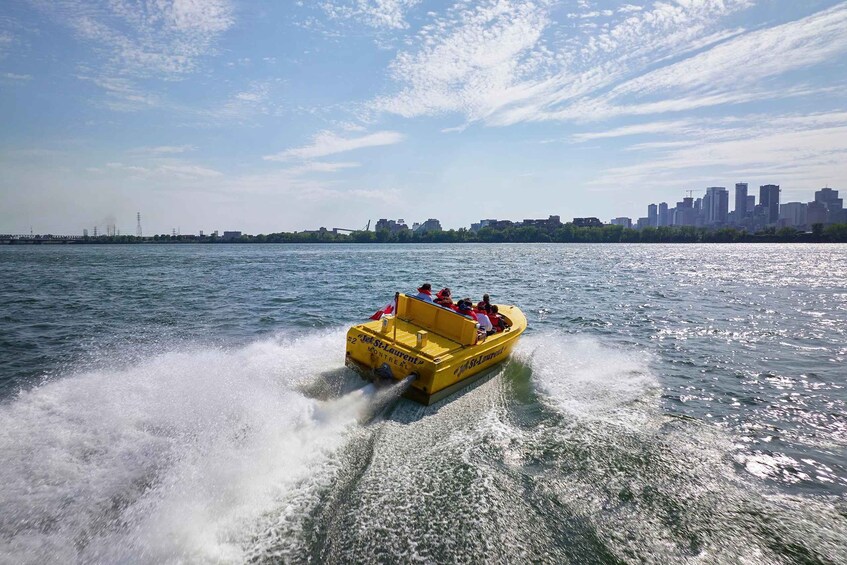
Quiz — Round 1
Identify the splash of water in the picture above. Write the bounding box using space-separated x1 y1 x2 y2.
515 333 659 424
0 330 384 564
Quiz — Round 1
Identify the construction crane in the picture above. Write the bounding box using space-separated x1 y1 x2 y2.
333 220 371 233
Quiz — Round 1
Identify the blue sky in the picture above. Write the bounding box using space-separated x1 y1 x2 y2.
1 0 845 234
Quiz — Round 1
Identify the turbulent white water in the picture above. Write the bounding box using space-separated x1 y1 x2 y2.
518 334 659 423
2 329 846 563
0 330 386 564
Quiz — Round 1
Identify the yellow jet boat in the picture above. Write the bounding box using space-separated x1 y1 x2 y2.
345 293 527 405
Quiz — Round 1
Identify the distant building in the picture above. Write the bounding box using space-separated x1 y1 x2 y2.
471 218 499 232
703 186 729 225
521 215 562 228
746 195 755 211
572 217 603 227
734 183 748 220
636 217 650 229
222 231 242 241
415 218 442 233
814 187 845 223
375 218 409 233
759 184 780 224
610 217 632 228
779 202 807 228
806 201 828 226
647 203 658 227
673 197 696 226
658 202 669 226
488 220 514 230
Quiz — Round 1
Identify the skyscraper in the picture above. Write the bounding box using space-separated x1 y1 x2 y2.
674 197 696 226
759 184 780 224
647 203 658 227
658 202 669 227
735 183 748 219
704 187 729 225
814 187 844 223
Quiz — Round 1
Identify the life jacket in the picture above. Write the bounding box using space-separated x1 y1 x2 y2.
415 289 433 302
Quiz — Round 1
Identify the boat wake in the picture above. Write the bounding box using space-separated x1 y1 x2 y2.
1 330 844 563
0 329 391 564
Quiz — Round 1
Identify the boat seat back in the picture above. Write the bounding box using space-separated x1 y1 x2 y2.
396 294 478 346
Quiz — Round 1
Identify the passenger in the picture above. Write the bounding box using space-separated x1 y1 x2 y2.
482 294 492 313
489 305 511 331
434 287 456 310
475 301 495 335
457 299 476 320
488 304 505 332
415 283 434 303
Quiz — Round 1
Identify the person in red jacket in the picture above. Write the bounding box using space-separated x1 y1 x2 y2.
488 305 507 332
415 283 434 302
435 287 457 310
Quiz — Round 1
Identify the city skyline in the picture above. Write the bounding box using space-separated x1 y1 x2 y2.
8 183 841 239
2 1 847 234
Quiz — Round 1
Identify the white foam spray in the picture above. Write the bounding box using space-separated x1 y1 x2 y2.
0 330 378 564
515 333 659 424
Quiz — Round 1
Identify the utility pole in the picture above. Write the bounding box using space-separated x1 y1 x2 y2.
136 212 142 237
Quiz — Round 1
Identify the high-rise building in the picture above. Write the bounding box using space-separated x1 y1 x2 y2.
416 219 442 232
806 201 828 225
759 184 780 224
746 195 755 211
658 202 669 226
814 187 844 223
704 186 729 225
647 203 658 227
611 217 632 228
779 202 807 227
674 197 696 226
735 183 748 219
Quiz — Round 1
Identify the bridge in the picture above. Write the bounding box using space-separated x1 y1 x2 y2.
0 234 89 244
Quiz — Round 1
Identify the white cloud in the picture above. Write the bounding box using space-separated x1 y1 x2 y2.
2 72 32 81
597 4 847 109
320 0 422 29
264 130 405 161
32 0 233 100
0 30 13 58
368 0 847 128
101 159 223 179
130 145 196 155
587 111 847 191
372 0 553 121
76 74 161 111
286 161 361 174
571 120 695 142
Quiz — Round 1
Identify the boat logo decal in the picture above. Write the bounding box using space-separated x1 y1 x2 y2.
357 334 425 366
453 347 506 378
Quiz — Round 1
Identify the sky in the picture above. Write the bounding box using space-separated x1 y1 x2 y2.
1 0 846 235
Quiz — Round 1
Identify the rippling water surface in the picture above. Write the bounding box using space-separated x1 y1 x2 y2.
1 243 845 563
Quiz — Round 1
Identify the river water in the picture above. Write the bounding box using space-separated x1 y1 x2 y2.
0 243 845 563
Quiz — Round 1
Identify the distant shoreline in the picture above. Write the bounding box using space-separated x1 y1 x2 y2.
3 223 847 244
